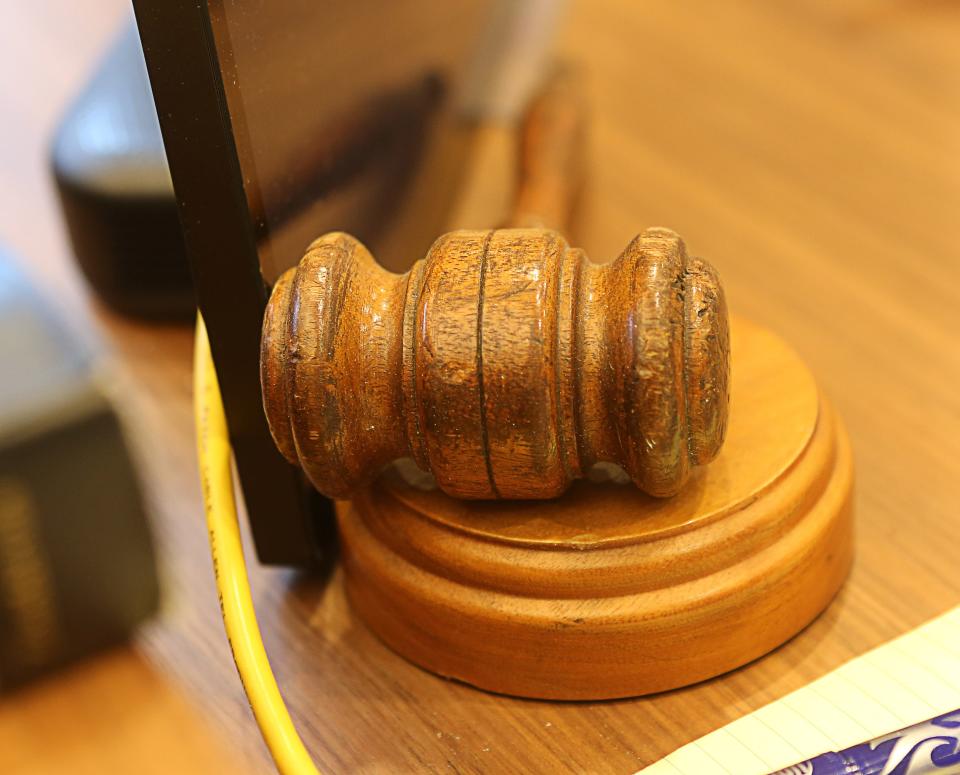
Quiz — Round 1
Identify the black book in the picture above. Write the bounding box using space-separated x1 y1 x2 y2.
0 248 159 689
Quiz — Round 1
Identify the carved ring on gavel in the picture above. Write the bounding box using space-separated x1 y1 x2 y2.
260 227 729 500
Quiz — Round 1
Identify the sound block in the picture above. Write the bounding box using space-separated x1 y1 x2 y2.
336 317 854 700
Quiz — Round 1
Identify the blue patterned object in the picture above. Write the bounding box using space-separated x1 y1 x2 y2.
771 711 960 774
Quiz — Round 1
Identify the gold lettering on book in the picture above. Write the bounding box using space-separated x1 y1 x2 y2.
0 479 58 667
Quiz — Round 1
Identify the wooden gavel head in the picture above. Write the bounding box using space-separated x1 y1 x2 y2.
261 227 729 500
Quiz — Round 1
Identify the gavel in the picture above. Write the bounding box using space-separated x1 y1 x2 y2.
260 226 729 500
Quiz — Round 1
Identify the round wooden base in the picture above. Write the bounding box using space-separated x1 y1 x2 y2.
336 317 855 700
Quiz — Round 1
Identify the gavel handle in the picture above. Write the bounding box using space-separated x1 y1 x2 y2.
507 67 586 232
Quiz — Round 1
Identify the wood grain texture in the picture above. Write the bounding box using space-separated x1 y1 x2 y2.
3 1 960 773
261 227 728 500
340 317 853 700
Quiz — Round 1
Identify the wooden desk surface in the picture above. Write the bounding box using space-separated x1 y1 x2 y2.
2 1 959 773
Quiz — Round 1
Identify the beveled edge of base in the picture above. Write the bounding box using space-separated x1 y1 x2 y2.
336 397 854 700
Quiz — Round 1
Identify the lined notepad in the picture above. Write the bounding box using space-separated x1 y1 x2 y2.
639 605 960 774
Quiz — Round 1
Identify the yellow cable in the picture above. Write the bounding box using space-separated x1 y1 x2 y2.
193 314 321 775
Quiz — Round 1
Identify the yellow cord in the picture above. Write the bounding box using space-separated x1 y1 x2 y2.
193 315 321 775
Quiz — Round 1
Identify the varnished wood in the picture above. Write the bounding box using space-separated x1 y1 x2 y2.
261 228 729 499
339 317 854 699
0 648 249 775
5 1 960 772
509 68 586 231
